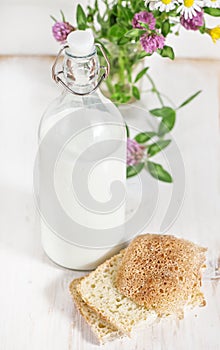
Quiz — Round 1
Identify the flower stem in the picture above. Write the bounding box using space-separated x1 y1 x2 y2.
50 15 58 22
119 49 125 85
105 78 114 94
159 92 176 108
146 72 164 107
141 89 176 108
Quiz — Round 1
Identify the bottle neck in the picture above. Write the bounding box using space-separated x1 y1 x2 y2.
63 48 100 95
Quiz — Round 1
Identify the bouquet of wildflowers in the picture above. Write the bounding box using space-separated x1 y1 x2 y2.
51 1 220 181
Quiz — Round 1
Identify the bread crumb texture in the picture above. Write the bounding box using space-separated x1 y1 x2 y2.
77 250 157 334
69 277 124 343
115 234 207 318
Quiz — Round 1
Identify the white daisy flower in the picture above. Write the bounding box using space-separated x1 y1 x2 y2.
204 0 220 8
149 0 178 12
145 0 178 11
144 0 157 9
177 0 203 20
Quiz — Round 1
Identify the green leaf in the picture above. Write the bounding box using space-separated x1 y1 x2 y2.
109 24 126 38
117 36 130 45
87 14 94 23
150 106 175 118
109 13 117 26
161 20 170 37
60 9 65 22
148 140 171 157
158 113 176 137
134 67 149 83
94 0 98 11
132 86 141 100
204 7 220 16
125 28 145 38
178 90 202 109
76 4 87 30
152 9 161 17
95 40 111 56
127 66 132 83
87 5 96 16
147 161 173 183
121 95 132 103
121 6 133 21
139 21 152 30
127 163 145 178
199 25 206 34
125 123 130 138
167 9 178 17
159 45 175 60
135 131 156 143
50 15 58 22
137 51 152 60
97 13 105 26
150 107 176 136
111 93 131 104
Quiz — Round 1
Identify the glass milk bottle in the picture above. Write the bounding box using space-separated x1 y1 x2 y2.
36 29 127 270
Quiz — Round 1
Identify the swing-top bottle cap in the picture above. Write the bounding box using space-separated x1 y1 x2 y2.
67 29 95 57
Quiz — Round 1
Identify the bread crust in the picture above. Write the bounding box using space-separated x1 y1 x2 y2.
115 234 207 317
69 277 123 343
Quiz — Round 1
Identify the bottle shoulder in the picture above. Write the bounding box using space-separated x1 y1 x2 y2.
38 90 125 141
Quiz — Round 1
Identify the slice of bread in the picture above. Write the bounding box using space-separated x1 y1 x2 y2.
69 277 123 344
115 234 207 318
77 250 157 335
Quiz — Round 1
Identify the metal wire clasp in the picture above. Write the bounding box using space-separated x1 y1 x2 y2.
51 43 110 96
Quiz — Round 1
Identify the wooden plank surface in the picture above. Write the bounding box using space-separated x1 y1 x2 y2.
0 57 219 350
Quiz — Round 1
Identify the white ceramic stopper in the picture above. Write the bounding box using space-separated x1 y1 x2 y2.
67 29 95 56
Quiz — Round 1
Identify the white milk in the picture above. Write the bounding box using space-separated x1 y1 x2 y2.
39 103 127 270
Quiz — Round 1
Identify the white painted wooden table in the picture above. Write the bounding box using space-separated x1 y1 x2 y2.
0 56 220 350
